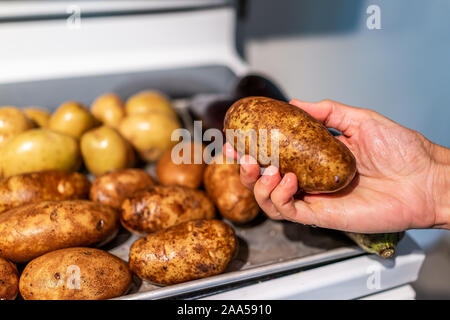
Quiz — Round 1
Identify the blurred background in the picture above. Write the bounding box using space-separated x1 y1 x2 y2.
238 0 450 299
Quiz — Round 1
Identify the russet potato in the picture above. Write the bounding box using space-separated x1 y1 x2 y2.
224 97 356 193
19 247 132 300
129 219 237 285
204 153 259 224
0 257 19 300
90 168 155 209
120 185 215 234
0 170 91 214
0 200 119 263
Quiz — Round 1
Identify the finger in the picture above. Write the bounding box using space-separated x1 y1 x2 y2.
253 166 283 220
270 173 299 221
223 142 238 160
289 98 370 137
239 155 260 191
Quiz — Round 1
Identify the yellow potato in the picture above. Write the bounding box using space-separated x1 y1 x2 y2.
118 113 181 162
19 247 132 300
0 257 19 300
48 101 96 139
0 128 81 178
125 90 176 118
0 170 91 214
23 107 51 128
0 200 119 263
0 106 34 147
204 154 259 224
120 185 215 234
224 97 357 193
91 93 125 128
81 126 135 176
90 168 155 210
129 219 237 285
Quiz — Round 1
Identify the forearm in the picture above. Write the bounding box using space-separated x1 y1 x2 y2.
431 143 450 229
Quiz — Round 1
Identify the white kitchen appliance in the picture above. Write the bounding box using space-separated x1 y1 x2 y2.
0 0 425 300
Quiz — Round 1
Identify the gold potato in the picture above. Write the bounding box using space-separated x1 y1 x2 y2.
118 112 181 162
90 168 155 209
156 142 206 189
91 93 125 128
204 154 259 224
0 200 119 263
0 257 19 300
23 107 51 128
48 101 96 139
0 106 34 147
81 126 135 176
0 128 81 178
0 170 91 214
125 90 176 118
120 185 215 234
224 97 357 193
19 247 132 300
129 219 237 285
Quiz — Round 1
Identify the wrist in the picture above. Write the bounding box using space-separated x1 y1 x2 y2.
430 144 450 229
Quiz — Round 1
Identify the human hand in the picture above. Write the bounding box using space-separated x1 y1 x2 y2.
224 99 450 233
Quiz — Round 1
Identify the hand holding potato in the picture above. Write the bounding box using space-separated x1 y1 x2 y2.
228 98 450 233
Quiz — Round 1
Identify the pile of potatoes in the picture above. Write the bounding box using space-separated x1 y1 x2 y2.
0 92 260 300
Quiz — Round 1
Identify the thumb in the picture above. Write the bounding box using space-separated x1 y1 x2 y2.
290 99 371 137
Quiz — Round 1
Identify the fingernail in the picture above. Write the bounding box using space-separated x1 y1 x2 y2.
280 175 289 186
262 165 278 176
240 166 247 174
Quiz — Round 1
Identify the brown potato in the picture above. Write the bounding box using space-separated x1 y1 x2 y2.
120 185 215 234
0 200 119 263
204 154 259 224
156 142 206 189
0 170 91 214
129 219 237 285
19 247 132 300
224 97 356 193
90 168 155 209
91 93 125 128
0 257 19 300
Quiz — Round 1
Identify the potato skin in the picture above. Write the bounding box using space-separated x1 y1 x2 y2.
90 168 155 209
19 247 132 300
0 170 91 214
156 142 206 189
204 154 259 224
0 200 119 263
0 257 19 300
224 97 356 193
120 185 215 234
129 219 237 285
